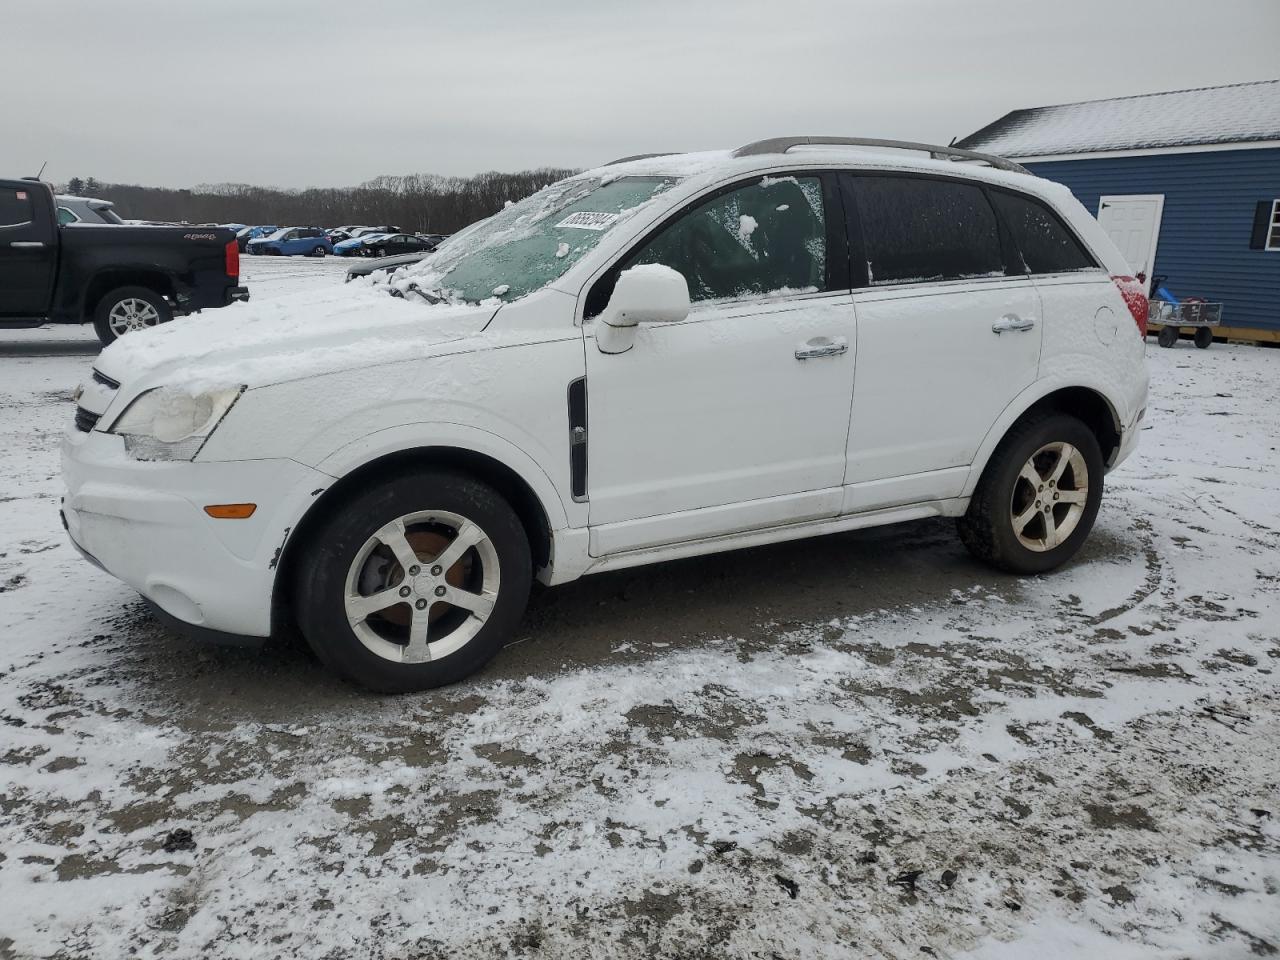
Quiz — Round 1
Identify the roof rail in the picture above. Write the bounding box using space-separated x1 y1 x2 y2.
606 152 677 166
730 136 1031 175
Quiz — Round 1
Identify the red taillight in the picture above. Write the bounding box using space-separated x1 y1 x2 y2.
225 239 239 279
1112 275 1148 337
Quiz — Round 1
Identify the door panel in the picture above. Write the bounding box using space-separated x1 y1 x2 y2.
1096 195 1163 279
846 278 1042 496
585 292 857 554
0 182 56 317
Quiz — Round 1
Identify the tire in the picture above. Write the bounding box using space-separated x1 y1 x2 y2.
1157 325 1179 348
92 286 173 346
957 413 1104 575
293 469 532 693
375 247 387 258
311 245 327 258
1194 327 1214 349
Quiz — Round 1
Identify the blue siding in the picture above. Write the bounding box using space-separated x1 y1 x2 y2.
1025 148 1280 331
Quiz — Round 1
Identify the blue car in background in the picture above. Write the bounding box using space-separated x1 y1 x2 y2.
333 232 389 256
246 226 333 257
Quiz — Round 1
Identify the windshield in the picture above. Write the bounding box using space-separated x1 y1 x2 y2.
389 174 676 304
266 228 290 240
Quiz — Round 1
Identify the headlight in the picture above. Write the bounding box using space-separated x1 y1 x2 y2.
109 386 243 461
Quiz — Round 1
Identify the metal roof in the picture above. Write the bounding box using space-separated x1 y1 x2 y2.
954 79 1280 158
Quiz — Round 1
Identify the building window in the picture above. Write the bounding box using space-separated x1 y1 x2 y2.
1269 200 1280 251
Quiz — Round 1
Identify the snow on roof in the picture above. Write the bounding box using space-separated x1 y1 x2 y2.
954 79 1280 158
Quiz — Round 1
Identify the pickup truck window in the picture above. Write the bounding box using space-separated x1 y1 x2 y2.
0 187 34 228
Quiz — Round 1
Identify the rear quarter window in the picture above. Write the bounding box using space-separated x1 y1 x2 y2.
990 190 1098 274
846 175 1004 284
0 187 34 228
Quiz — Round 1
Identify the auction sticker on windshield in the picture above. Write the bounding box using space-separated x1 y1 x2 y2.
557 211 620 231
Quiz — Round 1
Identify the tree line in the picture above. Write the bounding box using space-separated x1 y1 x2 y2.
59 168 580 233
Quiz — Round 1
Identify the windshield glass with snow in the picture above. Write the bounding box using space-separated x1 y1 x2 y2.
392 175 676 303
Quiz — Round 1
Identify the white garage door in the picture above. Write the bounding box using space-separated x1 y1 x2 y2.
1097 194 1164 280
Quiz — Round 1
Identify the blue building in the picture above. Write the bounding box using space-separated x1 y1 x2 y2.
956 79 1280 341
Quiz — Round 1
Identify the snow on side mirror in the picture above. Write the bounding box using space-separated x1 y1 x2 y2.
595 264 690 355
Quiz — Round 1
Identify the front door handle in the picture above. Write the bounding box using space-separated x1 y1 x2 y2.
8 241 46 249
795 335 848 360
992 314 1035 334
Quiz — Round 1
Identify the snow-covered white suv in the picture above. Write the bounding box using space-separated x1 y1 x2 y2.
63 137 1149 693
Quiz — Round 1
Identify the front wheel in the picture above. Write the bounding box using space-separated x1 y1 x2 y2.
92 286 173 346
957 413 1104 575
1157 325 1179 348
1194 327 1214 349
293 469 532 693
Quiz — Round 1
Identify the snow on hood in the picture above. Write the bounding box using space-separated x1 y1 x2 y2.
96 285 497 393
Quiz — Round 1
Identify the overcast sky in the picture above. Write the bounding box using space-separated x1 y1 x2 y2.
5 0 1277 189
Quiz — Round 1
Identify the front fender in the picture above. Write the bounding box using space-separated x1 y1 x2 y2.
313 420 573 531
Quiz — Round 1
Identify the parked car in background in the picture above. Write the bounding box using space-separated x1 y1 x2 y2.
247 226 332 257
351 232 441 258
235 225 278 251
61 136 1148 692
333 231 389 256
56 195 125 226
1 177 247 345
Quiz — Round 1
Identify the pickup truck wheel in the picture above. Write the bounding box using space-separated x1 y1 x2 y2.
293 469 532 693
957 413 1103 575
92 286 173 345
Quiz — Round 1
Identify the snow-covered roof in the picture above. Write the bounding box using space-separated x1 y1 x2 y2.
954 79 1280 158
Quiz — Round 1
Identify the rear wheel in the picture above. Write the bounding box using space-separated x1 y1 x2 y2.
92 286 173 346
958 413 1104 575
1157 325 1179 348
310 245 327 258
1193 327 1214 349
293 469 532 693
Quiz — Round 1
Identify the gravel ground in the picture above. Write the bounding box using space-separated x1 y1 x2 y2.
1 263 1277 958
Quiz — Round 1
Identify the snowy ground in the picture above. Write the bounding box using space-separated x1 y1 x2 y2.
1 261 1277 958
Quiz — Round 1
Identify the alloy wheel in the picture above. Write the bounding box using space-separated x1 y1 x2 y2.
343 510 499 663
1009 441 1089 552
107 298 162 337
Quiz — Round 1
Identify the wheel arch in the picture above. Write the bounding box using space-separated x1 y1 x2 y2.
272 443 562 634
83 271 177 320
964 383 1123 499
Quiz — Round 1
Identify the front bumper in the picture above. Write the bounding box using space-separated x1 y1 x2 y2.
61 428 331 638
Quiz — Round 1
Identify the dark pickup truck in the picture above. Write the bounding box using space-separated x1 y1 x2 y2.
0 178 248 345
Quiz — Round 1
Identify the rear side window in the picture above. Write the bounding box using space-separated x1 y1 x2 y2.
0 187 34 228
57 206 79 225
846 175 1003 285
625 175 828 302
990 190 1097 274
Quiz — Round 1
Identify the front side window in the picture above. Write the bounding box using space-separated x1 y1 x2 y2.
625 176 827 302
990 190 1096 274
393 175 676 303
847 175 1004 285
0 187 34 229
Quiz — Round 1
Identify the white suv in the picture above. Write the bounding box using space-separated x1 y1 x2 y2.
63 137 1149 692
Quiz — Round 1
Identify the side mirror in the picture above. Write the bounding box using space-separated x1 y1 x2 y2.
595 265 690 355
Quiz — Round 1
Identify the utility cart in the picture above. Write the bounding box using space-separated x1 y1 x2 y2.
1147 276 1223 348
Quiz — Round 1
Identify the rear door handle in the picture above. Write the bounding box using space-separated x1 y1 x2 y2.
992 314 1035 334
795 335 848 360
8 241 45 249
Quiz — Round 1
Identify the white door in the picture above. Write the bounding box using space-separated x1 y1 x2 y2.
846 279 1042 507
583 173 857 556
1097 195 1164 280
840 173 1043 511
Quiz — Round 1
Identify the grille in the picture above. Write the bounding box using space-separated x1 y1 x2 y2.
74 407 101 433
